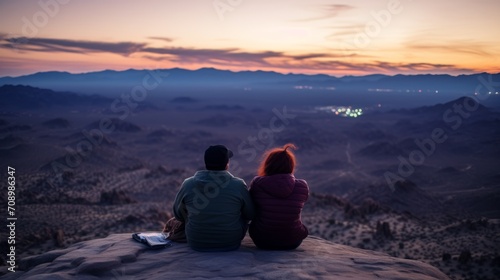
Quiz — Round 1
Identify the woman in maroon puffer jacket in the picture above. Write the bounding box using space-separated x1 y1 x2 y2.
249 143 309 250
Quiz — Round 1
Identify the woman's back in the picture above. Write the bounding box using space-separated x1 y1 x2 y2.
249 174 309 249
249 144 309 250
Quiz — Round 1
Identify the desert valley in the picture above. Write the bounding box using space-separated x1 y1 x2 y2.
0 70 499 279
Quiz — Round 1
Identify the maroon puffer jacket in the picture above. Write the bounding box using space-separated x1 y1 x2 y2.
249 174 309 249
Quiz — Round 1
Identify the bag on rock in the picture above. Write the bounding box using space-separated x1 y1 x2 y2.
163 217 187 243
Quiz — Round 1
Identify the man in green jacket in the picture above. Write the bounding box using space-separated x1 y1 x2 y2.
173 145 255 251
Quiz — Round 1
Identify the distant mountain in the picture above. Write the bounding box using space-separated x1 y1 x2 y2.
391 96 494 121
1 68 498 96
402 96 490 115
0 84 112 109
0 68 332 92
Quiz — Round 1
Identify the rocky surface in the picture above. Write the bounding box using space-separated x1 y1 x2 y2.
2 234 449 280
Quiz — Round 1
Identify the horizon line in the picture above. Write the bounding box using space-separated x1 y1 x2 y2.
1 66 499 79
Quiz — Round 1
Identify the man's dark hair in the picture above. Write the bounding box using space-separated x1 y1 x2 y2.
204 145 233 170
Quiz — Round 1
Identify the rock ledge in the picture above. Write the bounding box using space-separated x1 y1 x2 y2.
2 234 449 279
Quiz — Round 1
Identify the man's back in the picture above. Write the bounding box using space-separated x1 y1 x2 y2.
173 170 254 251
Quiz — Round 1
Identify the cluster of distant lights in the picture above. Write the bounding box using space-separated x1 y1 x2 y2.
294 85 336 90
368 89 439 93
475 92 499 95
316 106 364 118
295 88 500 95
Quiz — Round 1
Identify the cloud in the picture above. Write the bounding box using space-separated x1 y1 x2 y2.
143 47 284 68
290 53 331 60
0 36 476 75
148 36 174 43
141 46 356 71
146 50 473 75
325 24 366 41
405 41 493 57
257 59 475 75
368 61 472 73
295 4 355 22
143 47 342 64
2 37 146 56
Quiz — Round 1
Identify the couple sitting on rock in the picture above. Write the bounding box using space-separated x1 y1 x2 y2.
169 143 309 252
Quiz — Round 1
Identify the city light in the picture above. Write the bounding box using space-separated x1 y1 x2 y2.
315 106 364 118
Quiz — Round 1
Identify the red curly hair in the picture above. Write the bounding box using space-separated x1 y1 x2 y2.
258 143 297 176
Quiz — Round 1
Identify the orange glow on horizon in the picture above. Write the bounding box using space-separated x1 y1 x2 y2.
0 0 499 77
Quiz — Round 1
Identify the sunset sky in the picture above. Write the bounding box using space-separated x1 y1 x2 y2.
0 0 499 77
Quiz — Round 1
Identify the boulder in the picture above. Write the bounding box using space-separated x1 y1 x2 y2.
3 234 449 279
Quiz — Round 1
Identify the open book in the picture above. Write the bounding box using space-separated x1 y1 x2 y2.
132 232 173 249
